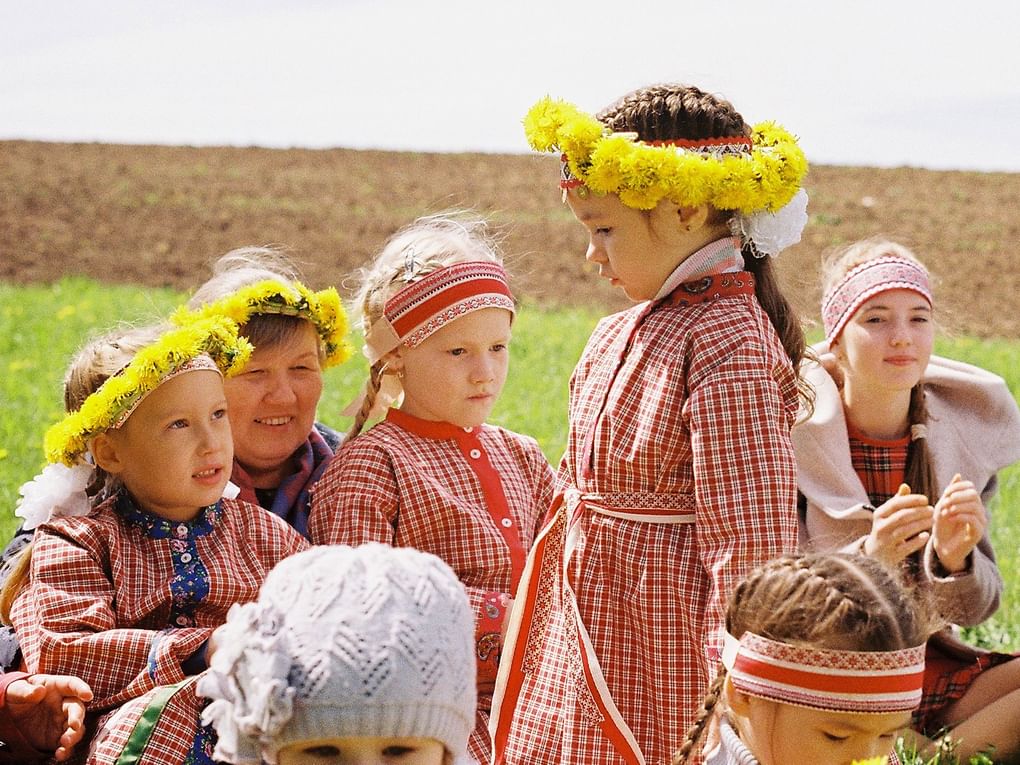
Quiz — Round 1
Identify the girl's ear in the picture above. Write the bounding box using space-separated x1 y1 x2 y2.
724 676 751 717
381 348 405 377
829 335 845 362
90 433 125 475
676 203 712 233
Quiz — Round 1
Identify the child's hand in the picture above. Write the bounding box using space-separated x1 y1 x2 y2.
863 484 934 566
6 674 93 761
932 474 985 573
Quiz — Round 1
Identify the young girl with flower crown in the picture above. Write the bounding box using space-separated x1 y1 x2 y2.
672 553 934 765
489 84 810 765
1 319 308 765
308 213 556 764
794 238 1020 762
0 253 350 673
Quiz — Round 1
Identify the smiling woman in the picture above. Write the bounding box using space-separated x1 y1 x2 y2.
182 247 353 537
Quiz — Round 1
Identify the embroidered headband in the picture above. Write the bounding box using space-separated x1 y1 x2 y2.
173 279 353 369
723 632 926 714
44 317 252 467
364 261 516 364
822 256 932 342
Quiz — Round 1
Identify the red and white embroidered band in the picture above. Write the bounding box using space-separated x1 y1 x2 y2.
364 261 515 364
723 632 926 714
112 354 221 428
822 256 932 343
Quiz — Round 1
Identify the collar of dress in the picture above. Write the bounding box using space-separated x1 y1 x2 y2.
117 492 221 539
386 408 483 442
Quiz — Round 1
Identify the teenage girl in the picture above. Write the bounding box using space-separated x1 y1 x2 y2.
2 319 307 765
672 553 933 765
490 84 810 765
794 238 1020 761
308 213 555 763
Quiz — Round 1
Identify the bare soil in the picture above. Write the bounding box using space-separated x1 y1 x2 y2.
2 141 1019 336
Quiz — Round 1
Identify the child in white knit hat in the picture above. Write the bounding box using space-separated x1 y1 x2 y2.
198 543 476 765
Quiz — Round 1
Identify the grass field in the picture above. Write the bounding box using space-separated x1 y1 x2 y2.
2 278 1019 655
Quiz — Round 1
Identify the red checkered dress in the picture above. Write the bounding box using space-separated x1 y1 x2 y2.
11 493 307 765
491 273 800 765
844 429 1015 734
309 408 555 763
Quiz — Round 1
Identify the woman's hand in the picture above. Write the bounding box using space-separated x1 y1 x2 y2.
6 674 93 761
932 473 985 573
863 484 934 566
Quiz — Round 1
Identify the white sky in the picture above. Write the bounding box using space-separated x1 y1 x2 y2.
3 0 1019 172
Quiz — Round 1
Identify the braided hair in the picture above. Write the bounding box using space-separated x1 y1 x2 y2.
671 553 936 764
345 212 505 440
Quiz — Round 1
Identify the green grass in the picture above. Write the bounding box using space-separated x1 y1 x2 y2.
0 278 601 541
2 279 1018 653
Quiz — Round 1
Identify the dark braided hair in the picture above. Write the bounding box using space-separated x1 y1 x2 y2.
671 553 937 764
597 83 807 389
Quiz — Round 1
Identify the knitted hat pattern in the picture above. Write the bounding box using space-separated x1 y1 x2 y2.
198 544 477 764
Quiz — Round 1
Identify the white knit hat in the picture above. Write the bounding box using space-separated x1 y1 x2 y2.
198 544 477 764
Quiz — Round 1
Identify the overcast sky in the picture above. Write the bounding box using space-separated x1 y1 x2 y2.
3 0 1019 172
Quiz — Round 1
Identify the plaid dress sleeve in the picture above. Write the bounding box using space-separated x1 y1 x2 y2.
524 439 556 539
685 320 800 665
13 525 208 711
308 438 401 547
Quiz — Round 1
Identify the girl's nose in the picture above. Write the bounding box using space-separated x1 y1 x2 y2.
854 740 894 763
585 239 604 263
471 357 495 384
198 422 224 453
888 318 915 346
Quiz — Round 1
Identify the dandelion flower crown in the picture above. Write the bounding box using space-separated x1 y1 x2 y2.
44 317 253 467
174 279 353 368
524 96 810 256
524 96 807 213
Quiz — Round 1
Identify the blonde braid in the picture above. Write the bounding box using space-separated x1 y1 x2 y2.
345 362 385 441
671 667 727 765
0 542 33 625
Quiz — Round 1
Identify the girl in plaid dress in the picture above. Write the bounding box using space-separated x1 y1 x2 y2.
794 239 1020 762
490 84 809 765
2 320 308 765
309 213 555 764
0 251 351 671
673 553 933 765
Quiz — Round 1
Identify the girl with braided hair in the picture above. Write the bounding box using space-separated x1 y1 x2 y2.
794 238 1020 761
309 212 555 764
672 553 934 765
490 83 809 764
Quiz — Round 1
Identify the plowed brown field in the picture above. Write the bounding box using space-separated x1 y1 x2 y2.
2 141 1019 336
